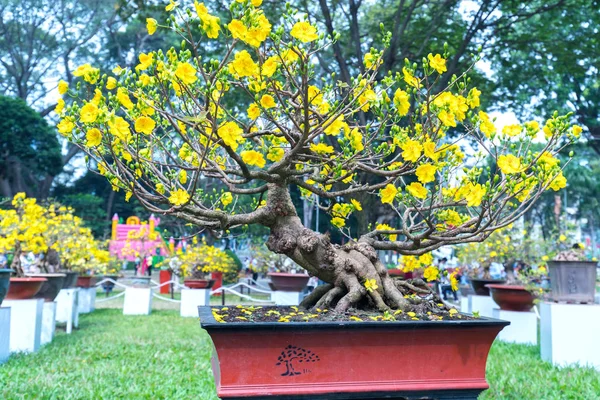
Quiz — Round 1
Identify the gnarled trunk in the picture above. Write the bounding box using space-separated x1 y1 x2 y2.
263 183 441 313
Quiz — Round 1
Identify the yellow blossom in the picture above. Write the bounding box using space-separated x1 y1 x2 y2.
241 150 266 168
351 199 362 211
146 18 157 35
267 147 284 162
217 121 245 151
406 182 428 199
106 77 117 90
364 278 378 293
221 192 233 206
58 80 69 95
393 89 410 116
497 154 522 175
116 88 134 110
247 103 261 120
310 142 334 154
550 173 567 191
427 53 447 74
415 164 437 184
57 118 75 135
134 116 156 135
401 139 422 162
467 88 481 108
331 217 345 228
175 62 198 85
290 21 319 43
376 223 397 241
502 124 522 137
423 266 439 282
403 67 420 88
260 94 276 109
168 189 189 206
86 128 102 147
229 50 259 77
380 184 398 204
79 103 99 123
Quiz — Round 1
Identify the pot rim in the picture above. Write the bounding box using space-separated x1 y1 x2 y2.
198 306 509 331
267 272 309 277
10 277 47 282
485 283 528 291
26 273 67 278
469 278 507 283
0 269 14 273
547 260 598 265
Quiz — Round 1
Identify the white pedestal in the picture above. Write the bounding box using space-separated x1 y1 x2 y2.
272 291 303 306
492 308 537 345
468 295 498 317
3 299 43 353
123 287 152 315
78 288 96 314
41 301 57 346
180 289 210 317
55 288 79 334
541 302 600 370
0 307 10 363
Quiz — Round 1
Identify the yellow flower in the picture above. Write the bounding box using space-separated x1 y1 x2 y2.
550 173 567 191
490 251 497 257
572 125 583 138
450 273 459 292
116 88 134 110
134 116 156 135
349 316 363 322
478 111 496 137
168 189 189 206
497 154 522 175
346 128 364 152
423 266 439 282
79 103 99 123
380 184 398 204
175 62 198 85
406 182 428 199
376 223 397 241
86 128 102 147
106 77 117 90
57 118 75 135
423 141 439 162
331 217 345 228
427 53 447 74
217 121 245 151
72 63 99 84
448 308 458 317
247 103 261 120
364 278 378 293
228 19 247 40
502 124 522 137
310 142 334 154
251 0 262 6
261 56 279 77
393 89 410 116
351 199 362 211
559 234 567 242
146 18 158 35
401 139 422 162
438 110 456 127
363 53 379 69
178 170 188 184
267 147 284 162
221 192 233 206
165 0 179 12
108 117 131 141
415 164 437 184
290 21 319 43
241 150 266 168
402 67 420 88
54 99 65 114
260 94 276 109
58 80 69 95
229 50 259 77
467 88 481 108
541 255 549 262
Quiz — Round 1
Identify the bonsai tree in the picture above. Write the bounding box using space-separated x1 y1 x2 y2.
57 0 576 314
166 239 236 280
249 241 300 274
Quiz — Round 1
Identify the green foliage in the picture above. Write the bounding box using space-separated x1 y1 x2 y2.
224 248 243 283
0 96 62 197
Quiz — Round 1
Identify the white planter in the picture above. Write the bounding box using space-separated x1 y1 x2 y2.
41 301 57 346
123 287 152 315
78 287 96 314
3 299 43 353
272 290 303 306
180 289 211 317
0 307 10 363
492 308 537 345
467 295 499 317
55 288 79 334
460 296 469 313
540 302 600 370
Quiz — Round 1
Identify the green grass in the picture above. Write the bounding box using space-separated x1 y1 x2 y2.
1 309 599 399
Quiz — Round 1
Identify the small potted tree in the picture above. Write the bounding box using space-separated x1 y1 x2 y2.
547 238 597 303
60 1 577 397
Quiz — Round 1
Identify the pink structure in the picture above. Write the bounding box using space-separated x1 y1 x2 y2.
109 214 169 261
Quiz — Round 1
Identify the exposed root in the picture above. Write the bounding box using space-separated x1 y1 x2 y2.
315 287 345 309
395 279 431 295
299 283 333 309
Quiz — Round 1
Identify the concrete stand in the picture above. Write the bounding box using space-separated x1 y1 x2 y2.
492 308 537 345
272 291 303 306
180 289 211 317
41 301 57 346
123 287 152 315
3 299 43 353
541 302 600 370
78 287 96 314
467 295 499 317
55 288 79 334
460 296 469 313
0 307 10 363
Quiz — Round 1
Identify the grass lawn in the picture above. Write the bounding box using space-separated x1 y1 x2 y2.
1 309 599 399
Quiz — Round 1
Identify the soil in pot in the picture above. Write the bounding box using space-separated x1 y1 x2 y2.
0 269 14 306
27 273 67 302
268 273 310 292
184 279 215 289
470 278 506 296
60 271 79 289
486 284 535 312
5 277 47 300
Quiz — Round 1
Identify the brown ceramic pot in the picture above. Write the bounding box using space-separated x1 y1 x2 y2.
486 284 535 312
5 277 47 300
184 279 216 289
267 273 309 292
470 279 506 296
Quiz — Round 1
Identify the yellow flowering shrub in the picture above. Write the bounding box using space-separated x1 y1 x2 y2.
166 240 236 279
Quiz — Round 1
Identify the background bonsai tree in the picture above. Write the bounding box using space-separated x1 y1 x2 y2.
165 239 236 281
58 0 576 314
248 241 300 274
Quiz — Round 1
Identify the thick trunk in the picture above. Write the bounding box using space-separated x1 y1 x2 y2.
263 184 438 312
11 242 24 277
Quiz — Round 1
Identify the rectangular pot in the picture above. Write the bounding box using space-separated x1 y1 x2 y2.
198 306 508 400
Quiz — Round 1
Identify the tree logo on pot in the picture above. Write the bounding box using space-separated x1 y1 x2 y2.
275 345 320 376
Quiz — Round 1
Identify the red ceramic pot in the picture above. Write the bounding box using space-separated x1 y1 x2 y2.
5 277 47 300
486 284 535 312
388 268 404 277
184 279 215 289
199 306 508 399
159 270 172 294
268 272 309 292
211 271 223 296
77 275 94 288
470 278 506 296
